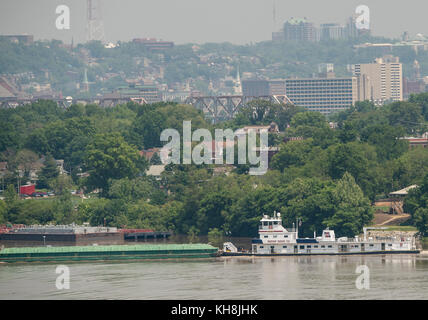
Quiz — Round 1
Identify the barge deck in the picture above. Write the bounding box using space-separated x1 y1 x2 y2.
0 244 218 263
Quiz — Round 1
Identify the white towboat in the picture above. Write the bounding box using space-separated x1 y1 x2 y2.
223 211 419 256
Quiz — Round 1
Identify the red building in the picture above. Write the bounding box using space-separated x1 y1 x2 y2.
20 184 35 195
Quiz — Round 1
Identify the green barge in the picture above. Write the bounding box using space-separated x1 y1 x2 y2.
0 244 219 263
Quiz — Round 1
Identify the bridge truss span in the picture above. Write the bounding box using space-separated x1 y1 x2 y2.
184 95 293 123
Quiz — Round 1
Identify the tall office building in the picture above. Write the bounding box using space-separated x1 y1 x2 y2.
353 56 403 104
268 80 286 95
283 18 318 42
320 23 346 41
285 77 358 114
242 80 270 96
345 16 359 38
318 63 335 78
242 79 286 96
113 84 161 104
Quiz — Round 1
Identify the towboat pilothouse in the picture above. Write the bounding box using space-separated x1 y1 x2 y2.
222 211 419 256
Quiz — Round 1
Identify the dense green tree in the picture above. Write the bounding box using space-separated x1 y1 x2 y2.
37 154 59 189
324 173 373 237
53 191 74 224
271 139 314 171
4 184 20 223
187 226 200 243
326 142 380 199
393 148 428 189
108 177 164 204
287 112 338 148
150 153 162 165
0 121 21 152
0 200 6 224
409 93 428 121
282 178 335 237
77 198 112 226
360 124 408 161
404 174 428 235
16 200 55 225
207 228 224 248
50 175 73 196
84 132 148 195
387 101 424 135
414 208 428 237
290 111 328 129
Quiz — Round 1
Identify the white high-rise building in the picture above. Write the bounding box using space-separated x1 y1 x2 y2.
353 55 403 104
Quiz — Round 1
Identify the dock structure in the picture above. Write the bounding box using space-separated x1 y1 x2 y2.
0 225 122 243
0 244 218 263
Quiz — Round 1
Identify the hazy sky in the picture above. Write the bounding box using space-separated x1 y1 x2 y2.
0 0 427 44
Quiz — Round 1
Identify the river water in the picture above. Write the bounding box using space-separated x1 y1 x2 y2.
1 254 428 299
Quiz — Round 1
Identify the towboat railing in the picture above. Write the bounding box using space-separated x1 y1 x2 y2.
223 242 238 253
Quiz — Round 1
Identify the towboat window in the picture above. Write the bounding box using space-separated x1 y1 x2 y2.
283 246 287 248
300 245 304 249
260 246 264 248
284 235 288 238
321 245 325 248
314 245 318 248
263 222 268 226
273 221 278 225
370 244 374 247
388 244 392 246
264 236 268 238
328 245 332 248
270 246 275 249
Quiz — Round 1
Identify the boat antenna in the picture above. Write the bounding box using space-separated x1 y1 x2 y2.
296 218 298 238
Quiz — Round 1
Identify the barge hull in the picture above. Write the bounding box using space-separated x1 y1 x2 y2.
222 250 420 257
0 244 218 263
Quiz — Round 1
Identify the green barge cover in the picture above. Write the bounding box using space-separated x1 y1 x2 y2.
0 244 219 263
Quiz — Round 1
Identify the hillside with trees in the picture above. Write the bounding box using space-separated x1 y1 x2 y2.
1 94 428 237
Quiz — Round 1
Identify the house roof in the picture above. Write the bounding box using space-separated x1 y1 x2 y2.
140 148 161 161
146 165 165 176
389 185 419 196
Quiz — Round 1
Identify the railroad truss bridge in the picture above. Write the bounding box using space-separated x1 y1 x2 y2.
184 95 293 123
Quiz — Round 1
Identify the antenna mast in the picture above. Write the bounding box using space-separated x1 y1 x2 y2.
87 0 105 43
